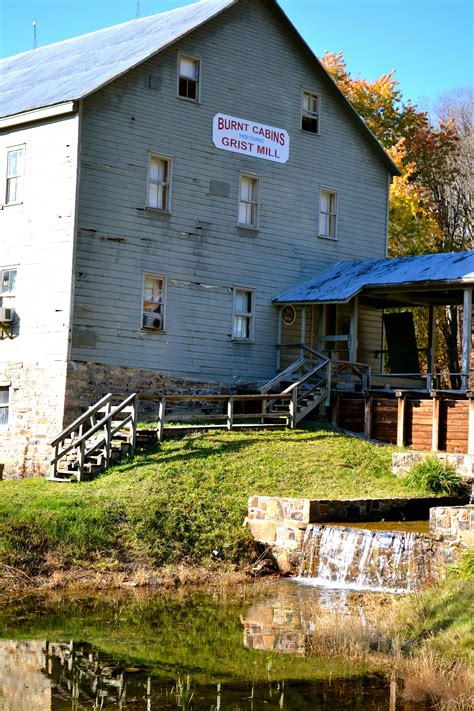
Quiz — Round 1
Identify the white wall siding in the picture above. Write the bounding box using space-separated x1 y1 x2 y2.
0 114 80 363
72 0 390 382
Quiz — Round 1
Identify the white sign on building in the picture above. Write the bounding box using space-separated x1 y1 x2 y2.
212 113 290 164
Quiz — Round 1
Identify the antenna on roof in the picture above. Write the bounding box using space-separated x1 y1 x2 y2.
136 1 140 19
32 18 37 49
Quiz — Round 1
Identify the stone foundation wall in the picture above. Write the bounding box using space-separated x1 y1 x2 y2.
392 452 474 481
0 361 68 479
64 360 237 423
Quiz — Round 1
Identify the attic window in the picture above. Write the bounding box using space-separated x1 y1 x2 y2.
178 54 200 101
301 91 319 134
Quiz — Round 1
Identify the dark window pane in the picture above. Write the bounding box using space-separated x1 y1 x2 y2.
302 116 318 133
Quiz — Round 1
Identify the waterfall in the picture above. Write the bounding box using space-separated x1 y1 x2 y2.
295 525 432 593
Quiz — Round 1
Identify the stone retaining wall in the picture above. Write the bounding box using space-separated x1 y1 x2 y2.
430 506 474 547
247 496 473 575
392 452 474 481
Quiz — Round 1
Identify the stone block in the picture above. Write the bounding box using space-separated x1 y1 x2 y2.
246 519 276 543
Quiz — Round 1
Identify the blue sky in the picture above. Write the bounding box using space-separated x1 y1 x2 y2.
1 0 472 107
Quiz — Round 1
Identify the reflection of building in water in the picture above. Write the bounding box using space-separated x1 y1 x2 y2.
0 639 132 710
0 640 51 711
243 603 310 655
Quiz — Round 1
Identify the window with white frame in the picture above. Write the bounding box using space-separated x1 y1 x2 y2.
147 155 171 211
0 268 17 306
142 273 166 331
319 189 337 239
233 288 255 341
5 146 25 204
238 175 260 228
0 386 9 426
301 91 319 134
178 54 200 101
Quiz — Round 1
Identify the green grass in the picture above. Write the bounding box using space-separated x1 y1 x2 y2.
0 425 442 573
404 456 465 496
400 549 474 664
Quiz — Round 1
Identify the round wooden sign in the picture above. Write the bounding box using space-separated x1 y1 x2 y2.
281 305 296 326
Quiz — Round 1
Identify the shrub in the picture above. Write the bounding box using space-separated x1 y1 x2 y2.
404 457 465 496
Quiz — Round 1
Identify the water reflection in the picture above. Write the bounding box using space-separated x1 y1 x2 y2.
0 584 435 710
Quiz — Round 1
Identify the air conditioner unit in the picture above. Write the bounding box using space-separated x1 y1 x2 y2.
0 307 15 323
143 314 162 330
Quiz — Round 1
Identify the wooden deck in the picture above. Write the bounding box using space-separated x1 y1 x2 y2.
332 391 474 454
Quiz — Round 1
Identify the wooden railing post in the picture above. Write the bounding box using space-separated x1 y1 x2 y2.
131 395 138 456
104 400 112 468
227 396 234 431
397 395 406 448
289 388 298 429
364 396 372 439
77 441 85 482
157 397 166 443
325 360 332 407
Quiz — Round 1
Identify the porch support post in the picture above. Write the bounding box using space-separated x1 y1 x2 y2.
276 306 282 371
318 304 327 354
349 296 359 363
427 305 436 382
461 288 472 391
301 306 306 357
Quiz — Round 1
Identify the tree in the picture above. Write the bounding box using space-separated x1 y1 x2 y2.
322 54 473 385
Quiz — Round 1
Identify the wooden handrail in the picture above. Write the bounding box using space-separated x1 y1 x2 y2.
281 358 330 394
49 393 113 447
259 358 305 394
51 394 137 464
142 393 293 403
50 394 138 479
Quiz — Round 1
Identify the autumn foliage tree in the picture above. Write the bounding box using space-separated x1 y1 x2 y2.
322 52 473 383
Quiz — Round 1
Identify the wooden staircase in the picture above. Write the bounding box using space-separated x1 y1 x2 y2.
260 346 331 425
47 393 138 482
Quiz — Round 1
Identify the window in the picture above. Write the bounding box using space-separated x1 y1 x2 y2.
0 268 17 305
233 288 255 341
5 146 25 204
178 54 200 101
142 274 166 331
238 175 260 228
301 91 319 134
0 387 9 426
319 189 337 239
147 155 171 211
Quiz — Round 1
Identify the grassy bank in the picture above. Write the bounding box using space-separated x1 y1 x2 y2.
0 425 434 576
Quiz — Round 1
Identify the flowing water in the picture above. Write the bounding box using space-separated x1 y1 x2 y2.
0 583 438 710
296 524 434 593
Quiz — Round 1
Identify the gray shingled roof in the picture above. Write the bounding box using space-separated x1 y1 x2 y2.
274 252 474 304
0 0 235 118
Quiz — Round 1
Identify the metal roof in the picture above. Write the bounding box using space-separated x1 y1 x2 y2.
0 0 400 175
274 252 474 304
0 0 235 118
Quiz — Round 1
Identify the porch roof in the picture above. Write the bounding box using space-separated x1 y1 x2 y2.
274 251 474 306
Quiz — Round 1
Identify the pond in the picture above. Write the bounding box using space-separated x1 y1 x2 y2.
0 580 438 710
